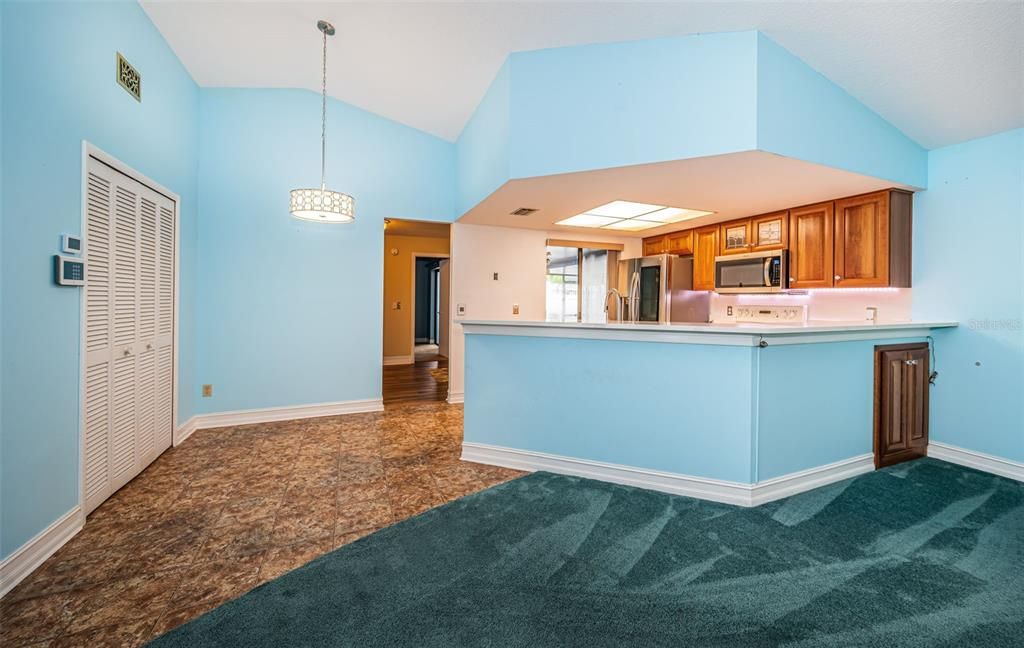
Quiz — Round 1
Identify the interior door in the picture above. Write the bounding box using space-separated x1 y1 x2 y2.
438 259 450 358
874 343 929 468
83 156 175 514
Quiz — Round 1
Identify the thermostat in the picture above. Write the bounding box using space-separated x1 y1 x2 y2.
55 255 86 286
62 234 84 255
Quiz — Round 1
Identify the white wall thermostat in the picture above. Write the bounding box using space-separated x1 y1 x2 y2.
62 234 84 255
55 255 86 286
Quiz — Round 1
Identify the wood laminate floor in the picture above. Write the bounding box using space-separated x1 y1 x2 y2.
382 354 448 405
0 402 522 647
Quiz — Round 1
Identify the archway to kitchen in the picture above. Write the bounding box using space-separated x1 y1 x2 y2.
382 218 451 405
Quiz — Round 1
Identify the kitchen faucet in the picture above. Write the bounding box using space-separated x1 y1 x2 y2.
605 288 624 321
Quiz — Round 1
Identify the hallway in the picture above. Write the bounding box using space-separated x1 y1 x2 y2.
382 354 449 406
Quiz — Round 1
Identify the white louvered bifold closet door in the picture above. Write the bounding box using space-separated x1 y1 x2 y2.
83 157 175 514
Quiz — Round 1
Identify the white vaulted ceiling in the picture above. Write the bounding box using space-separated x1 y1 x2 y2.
141 1 1023 148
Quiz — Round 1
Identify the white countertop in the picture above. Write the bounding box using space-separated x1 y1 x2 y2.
458 319 958 347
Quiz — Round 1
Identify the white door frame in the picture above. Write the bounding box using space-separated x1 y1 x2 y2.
79 141 180 516
409 252 450 358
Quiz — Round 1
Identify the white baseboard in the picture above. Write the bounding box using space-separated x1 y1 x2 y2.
383 355 414 366
0 506 84 598
462 442 874 507
928 441 1024 482
175 398 385 442
447 390 464 405
173 417 199 446
749 454 875 506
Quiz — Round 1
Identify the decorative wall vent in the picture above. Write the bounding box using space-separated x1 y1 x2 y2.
116 52 141 102
510 208 538 216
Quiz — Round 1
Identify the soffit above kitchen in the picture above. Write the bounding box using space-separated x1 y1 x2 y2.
457 150 909 236
140 1 1022 149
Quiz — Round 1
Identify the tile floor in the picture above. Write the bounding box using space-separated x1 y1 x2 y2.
0 402 523 647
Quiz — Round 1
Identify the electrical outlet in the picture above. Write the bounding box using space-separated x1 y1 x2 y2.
512 304 520 316
202 384 213 397
726 306 733 317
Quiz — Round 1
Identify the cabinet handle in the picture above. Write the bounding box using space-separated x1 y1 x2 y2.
904 359 918 366
834 275 841 281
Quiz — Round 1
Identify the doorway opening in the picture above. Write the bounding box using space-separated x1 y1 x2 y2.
382 219 451 405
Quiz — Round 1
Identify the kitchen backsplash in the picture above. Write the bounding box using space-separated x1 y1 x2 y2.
709 288 912 323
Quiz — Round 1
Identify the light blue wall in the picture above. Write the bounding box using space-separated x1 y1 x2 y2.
755 338 925 480
0 0 200 557
506 32 758 180
453 30 927 217
463 335 755 482
913 129 1024 463
195 89 454 414
455 60 511 215
755 34 927 188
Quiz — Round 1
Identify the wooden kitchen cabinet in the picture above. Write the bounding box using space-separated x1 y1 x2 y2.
718 211 788 255
874 343 929 468
643 235 667 256
718 219 751 255
692 226 718 291
665 229 693 255
750 211 788 252
788 201 835 289
834 190 912 288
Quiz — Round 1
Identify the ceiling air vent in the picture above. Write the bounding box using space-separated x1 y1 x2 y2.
116 52 141 102
510 207 538 216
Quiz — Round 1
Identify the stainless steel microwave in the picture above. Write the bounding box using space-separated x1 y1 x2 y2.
714 250 787 293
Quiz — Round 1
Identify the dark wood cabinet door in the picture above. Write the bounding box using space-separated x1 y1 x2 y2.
692 226 718 291
875 343 929 468
835 191 890 287
788 201 834 288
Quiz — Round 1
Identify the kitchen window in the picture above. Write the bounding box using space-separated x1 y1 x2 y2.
545 240 623 323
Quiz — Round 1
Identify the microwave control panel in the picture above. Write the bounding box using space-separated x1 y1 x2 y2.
734 304 807 324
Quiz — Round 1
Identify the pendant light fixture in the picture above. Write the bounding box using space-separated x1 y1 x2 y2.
289 20 355 223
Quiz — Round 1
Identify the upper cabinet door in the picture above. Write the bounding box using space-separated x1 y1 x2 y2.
750 211 788 252
788 202 834 288
693 226 718 291
665 230 693 255
643 235 667 256
719 220 752 255
835 191 890 287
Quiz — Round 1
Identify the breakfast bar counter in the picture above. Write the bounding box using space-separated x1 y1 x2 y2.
458 319 957 506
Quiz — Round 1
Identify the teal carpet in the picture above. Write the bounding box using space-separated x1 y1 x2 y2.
149 458 1023 647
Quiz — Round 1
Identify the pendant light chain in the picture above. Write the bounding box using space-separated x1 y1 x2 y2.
320 25 328 190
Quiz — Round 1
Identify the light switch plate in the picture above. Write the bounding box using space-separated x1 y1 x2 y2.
457 304 466 316
512 304 520 316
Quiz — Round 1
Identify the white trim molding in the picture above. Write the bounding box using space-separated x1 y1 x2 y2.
174 398 385 444
383 355 414 366
749 454 875 505
447 390 464 405
0 507 84 598
928 441 1024 482
462 442 874 507
173 417 200 446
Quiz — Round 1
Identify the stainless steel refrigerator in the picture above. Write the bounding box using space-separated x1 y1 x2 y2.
612 255 710 324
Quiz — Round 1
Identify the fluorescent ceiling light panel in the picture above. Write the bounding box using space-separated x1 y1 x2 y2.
635 207 713 223
603 219 663 231
585 200 666 219
555 213 622 228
